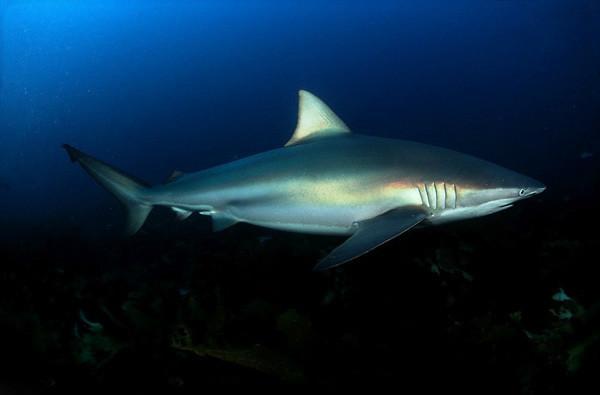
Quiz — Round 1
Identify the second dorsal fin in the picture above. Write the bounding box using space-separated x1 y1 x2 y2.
165 170 184 183
284 90 350 147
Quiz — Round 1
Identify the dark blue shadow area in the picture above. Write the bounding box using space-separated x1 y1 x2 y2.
0 0 598 235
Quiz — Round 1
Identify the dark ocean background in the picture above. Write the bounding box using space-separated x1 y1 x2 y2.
1 1 599 393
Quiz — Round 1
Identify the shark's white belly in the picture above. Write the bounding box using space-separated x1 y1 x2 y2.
245 219 355 236
224 198 400 236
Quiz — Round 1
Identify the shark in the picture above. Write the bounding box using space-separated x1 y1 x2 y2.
63 90 545 270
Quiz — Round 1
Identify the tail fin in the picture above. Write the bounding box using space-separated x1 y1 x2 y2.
63 144 152 235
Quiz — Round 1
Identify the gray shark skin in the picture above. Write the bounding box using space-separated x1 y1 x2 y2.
63 90 545 270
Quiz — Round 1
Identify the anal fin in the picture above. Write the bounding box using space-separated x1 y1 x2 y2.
172 207 193 221
314 207 428 271
165 170 185 183
212 213 238 232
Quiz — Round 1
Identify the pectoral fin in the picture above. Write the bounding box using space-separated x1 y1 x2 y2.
314 207 428 271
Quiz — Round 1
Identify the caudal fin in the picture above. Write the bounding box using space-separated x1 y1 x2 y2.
63 144 152 235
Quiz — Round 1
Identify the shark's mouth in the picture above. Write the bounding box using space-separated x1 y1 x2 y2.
484 203 513 216
471 198 518 217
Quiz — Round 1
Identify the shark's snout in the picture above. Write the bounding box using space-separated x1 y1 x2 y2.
534 185 546 195
516 175 546 198
527 179 546 197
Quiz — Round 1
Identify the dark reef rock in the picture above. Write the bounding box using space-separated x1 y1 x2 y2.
0 194 599 393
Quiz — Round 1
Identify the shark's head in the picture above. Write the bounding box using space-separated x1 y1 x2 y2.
429 158 546 224
453 165 546 218
458 181 545 217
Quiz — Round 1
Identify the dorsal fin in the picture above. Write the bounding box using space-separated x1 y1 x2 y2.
284 90 350 147
165 170 184 183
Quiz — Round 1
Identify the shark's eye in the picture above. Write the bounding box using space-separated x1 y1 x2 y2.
519 188 526 196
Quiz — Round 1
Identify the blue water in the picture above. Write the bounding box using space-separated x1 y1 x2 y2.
1 1 599 235
1 2 600 392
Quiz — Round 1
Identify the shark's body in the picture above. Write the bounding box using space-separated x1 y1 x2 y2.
64 90 545 270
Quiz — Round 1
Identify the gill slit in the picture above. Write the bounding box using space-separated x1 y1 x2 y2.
418 182 457 210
